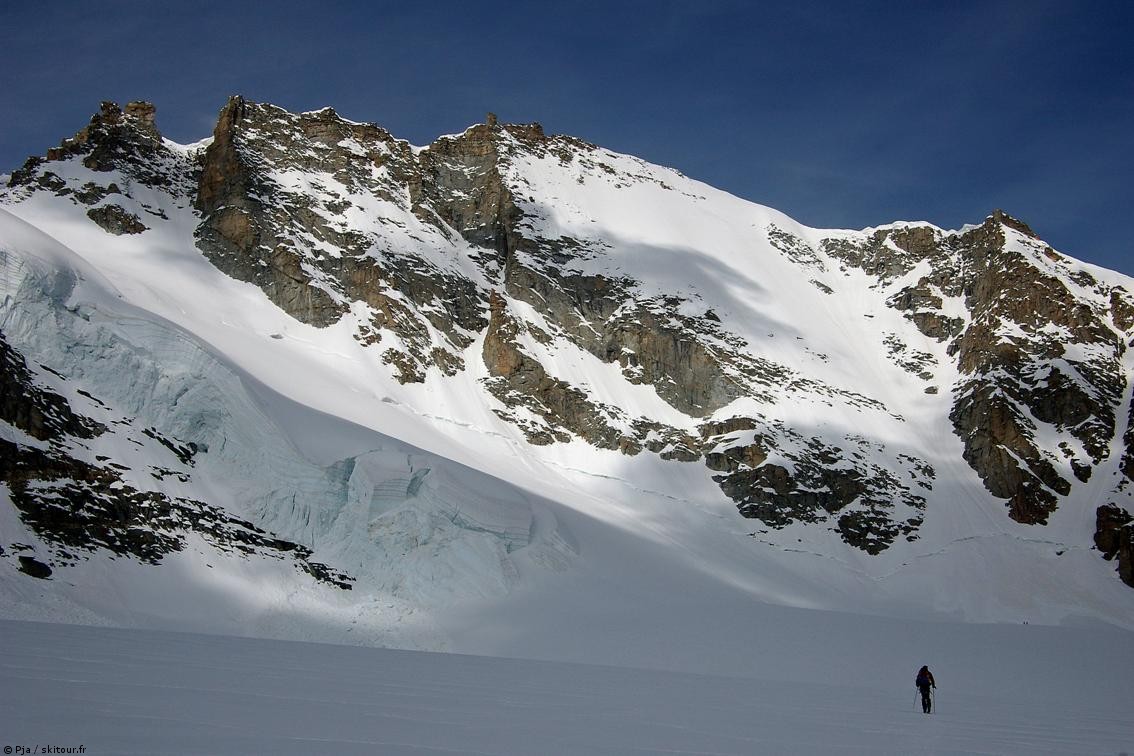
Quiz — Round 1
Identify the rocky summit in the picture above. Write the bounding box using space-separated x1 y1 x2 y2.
1 99 1133 640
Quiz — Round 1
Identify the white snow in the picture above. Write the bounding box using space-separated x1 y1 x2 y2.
1 618 1131 755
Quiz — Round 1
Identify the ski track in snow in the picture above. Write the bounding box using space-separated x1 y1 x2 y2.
1 619 1132 756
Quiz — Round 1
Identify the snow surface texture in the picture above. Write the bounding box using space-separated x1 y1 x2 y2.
2 619 1132 755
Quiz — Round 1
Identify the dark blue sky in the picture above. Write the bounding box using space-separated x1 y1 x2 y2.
2 0 1131 274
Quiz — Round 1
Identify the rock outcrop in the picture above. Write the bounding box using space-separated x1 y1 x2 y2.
832 214 1128 527
1095 504 1134 587
194 97 485 379
6 100 195 236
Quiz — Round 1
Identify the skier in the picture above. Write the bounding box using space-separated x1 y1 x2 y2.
915 665 936 713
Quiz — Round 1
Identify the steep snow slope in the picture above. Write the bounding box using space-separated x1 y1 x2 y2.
0 208 572 647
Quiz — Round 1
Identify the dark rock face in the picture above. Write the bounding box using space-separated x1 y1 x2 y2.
481 289 701 453
773 212 1134 573
482 289 602 446
86 205 147 235
0 331 104 441
949 384 1063 524
0 330 352 589
1123 403 1134 485
194 98 353 328
11 100 170 188
703 417 929 553
1095 505 1134 587
1 436 349 589
412 119 518 262
6 100 195 235
194 98 485 379
830 214 1127 529
945 221 1122 525
17 556 52 579
1110 287 1134 332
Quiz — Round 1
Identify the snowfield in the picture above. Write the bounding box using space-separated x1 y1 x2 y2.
2 619 1131 755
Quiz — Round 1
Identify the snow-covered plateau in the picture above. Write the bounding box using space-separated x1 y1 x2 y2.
1 99 1132 753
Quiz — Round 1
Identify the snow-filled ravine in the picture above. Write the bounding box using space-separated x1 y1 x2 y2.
1 619 1131 755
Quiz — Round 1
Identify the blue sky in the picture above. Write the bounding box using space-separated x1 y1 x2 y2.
2 0 1131 274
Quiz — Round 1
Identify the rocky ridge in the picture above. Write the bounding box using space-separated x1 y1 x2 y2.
3 98 1134 588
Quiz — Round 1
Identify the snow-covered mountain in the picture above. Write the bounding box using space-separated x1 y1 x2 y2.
1 98 1132 656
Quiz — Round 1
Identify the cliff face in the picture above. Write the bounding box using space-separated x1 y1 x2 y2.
824 215 1131 528
193 97 487 379
4 97 1134 591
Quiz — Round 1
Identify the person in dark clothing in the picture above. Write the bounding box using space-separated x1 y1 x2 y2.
915 665 936 713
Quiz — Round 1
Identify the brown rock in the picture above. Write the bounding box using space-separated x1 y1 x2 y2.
86 205 146 235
